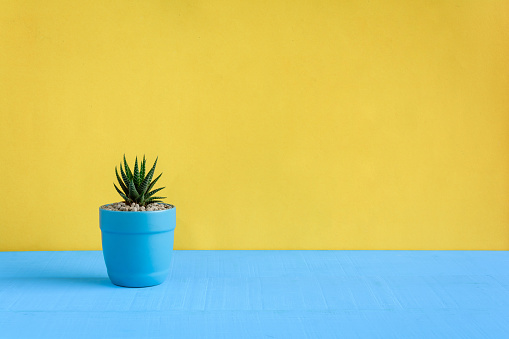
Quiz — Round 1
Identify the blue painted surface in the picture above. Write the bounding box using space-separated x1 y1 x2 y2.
0 250 508 338
100 205 176 287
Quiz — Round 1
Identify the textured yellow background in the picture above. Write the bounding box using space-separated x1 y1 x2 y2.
1 1 508 251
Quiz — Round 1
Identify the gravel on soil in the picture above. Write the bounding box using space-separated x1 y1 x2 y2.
101 202 174 212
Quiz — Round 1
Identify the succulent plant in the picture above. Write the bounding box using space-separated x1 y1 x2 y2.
114 155 166 206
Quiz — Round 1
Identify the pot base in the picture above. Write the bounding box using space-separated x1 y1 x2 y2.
107 269 169 288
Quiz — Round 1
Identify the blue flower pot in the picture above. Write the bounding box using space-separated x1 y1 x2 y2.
99 204 176 288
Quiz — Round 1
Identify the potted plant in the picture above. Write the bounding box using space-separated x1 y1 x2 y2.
99 155 176 288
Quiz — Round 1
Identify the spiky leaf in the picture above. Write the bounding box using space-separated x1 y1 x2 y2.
123 154 133 180
128 179 140 200
119 163 129 187
147 172 162 193
140 155 146 184
115 167 129 195
114 184 131 202
148 196 166 201
145 187 165 199
139 157 158 195
133 157 140 188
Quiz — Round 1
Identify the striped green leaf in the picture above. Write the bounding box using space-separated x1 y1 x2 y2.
123 154 133 180
145 187 165 199
114 184 131 202
147 172 162 193
133 157 140 188
128 179 140 200
140 155 146 183
119 163 130 188
115 166 129 195
139 157 158 195
147 196 166 201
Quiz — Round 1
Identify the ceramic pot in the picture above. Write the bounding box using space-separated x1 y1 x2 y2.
99 204 176 287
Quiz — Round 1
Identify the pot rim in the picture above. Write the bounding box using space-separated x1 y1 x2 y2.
99 202 175 212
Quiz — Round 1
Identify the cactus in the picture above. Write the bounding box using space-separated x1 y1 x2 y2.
114 155 166 206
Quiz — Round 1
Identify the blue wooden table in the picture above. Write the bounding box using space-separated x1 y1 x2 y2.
1 250 508 338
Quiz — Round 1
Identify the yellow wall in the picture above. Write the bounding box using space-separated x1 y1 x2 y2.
1 0 508 251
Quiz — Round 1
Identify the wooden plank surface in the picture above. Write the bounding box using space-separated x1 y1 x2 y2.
1 250 508 338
